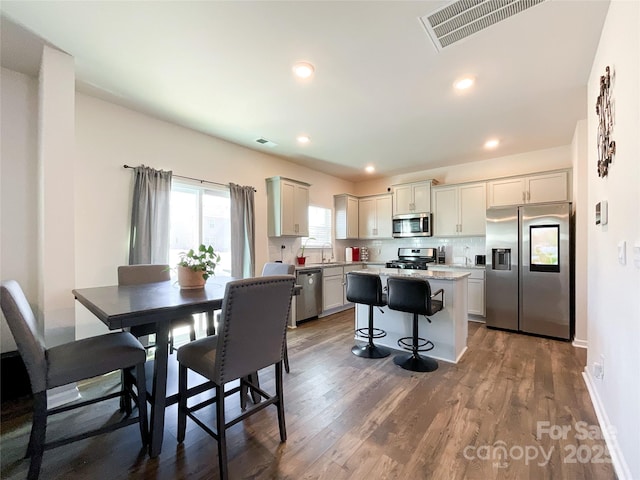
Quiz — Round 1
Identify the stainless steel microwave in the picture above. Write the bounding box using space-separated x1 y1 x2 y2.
392 213 432 238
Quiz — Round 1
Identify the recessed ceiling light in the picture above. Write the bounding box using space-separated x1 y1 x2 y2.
297 135 311 144
292 62 315 79
365 165 375 173
484 138 500 149
454 76 475 90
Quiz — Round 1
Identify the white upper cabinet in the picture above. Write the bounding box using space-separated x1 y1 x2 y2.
433 182 486 236
392 180 433 215
358 194 392 239
526 172 569 204
334 194 359 240
266 176 310 237
487 171 569 207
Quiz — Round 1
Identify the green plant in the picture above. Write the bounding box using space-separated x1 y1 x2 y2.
177 244 221 280
299 237 315 258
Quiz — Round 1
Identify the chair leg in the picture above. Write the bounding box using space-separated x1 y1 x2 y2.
216 384 229 480
189 322 196 342
352 305 390 359
283 342 290 374
119 369 133 413
393 314 438 372
26 391 46 480
177 363 188 443
123 368 133 416
275 362 287 442
249 371 261 404
134 363 148 446
240 376 248 411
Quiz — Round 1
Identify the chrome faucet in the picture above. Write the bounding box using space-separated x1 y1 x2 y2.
321 243 333 263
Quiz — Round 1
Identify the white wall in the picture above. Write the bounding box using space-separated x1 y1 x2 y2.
0 68 38 352
586 1 640 478
38 46 77 348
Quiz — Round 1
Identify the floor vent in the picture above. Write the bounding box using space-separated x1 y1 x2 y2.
255 137 278 148
420 0 547 51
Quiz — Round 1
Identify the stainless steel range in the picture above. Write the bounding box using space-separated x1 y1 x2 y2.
386 248 437 270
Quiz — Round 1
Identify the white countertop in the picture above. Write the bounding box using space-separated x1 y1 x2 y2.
295 261 483 274
430 264 486 270
357 267 470 280
295 261 372 271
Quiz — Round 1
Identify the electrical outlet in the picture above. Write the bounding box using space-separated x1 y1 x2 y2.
593 362 603 380
594 354 605 380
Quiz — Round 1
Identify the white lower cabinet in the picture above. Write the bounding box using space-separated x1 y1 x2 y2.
467 271 485 317
322 266 345 311
321 264 365 314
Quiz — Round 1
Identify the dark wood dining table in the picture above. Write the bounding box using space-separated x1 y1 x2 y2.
72 276 236 457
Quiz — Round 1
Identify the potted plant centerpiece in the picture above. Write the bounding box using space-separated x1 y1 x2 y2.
176 244 221 290
297 237 315 266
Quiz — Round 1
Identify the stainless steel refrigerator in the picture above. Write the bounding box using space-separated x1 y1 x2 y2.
485 202 572 340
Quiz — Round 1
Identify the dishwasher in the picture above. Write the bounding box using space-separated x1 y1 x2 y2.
296 269 322 322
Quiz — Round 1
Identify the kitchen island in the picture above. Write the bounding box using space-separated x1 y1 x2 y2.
353 268 469 363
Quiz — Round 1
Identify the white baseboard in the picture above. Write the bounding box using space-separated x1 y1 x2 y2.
47 383 80 409
572 338 588 348
582 368 632 480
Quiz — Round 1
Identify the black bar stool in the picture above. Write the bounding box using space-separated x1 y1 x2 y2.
386 276 444 372
345 272 390 358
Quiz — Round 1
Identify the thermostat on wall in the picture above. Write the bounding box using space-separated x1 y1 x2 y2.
596 201 608 226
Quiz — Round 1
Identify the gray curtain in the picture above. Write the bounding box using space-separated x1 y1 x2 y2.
230 183 255 278
128 165 172 265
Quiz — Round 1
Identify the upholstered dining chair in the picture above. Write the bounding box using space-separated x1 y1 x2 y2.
0 280 148 480
117 264 197 353
176 275 295 480
261 262 295 373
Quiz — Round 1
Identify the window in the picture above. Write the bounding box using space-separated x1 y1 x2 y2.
170 182 231 276
302 205 332 248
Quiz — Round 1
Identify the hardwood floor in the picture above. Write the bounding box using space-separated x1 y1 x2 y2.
1 310 616 479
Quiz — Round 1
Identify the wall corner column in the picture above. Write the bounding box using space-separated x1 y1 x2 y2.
38 45 76 348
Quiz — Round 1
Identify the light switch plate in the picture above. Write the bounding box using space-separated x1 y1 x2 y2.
596 200 608 225
618 240 626 265
633 242 640 269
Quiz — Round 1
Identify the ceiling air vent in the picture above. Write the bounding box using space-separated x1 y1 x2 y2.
255 137 277 148
420 0 547 51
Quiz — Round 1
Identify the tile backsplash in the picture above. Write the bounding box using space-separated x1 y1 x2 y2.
336 237 486 265
267 236 486 266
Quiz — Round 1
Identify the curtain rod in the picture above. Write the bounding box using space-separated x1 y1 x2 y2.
123 164 256 192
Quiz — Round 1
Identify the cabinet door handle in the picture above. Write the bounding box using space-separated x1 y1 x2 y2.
522 191 526 202
527 191 531 201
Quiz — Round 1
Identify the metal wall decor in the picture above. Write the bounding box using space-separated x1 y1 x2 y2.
596 66 616 177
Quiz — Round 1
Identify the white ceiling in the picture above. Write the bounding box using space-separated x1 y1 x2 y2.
0 1 610 182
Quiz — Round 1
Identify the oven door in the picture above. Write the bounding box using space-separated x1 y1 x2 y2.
392 213 432 237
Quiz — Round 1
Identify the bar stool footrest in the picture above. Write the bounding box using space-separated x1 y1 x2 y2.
355 327 386 339
397 336 434 353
